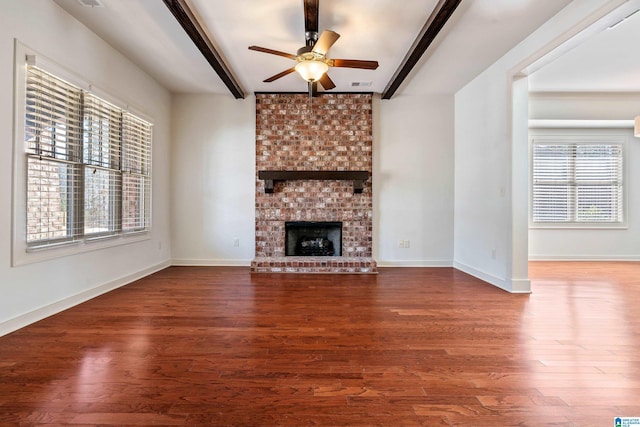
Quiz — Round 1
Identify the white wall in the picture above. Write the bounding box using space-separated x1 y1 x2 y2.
529 93 640 260
374 94 454 266
171 94 256 265
0 1 172 335
454 70 513 289
453 0 628 292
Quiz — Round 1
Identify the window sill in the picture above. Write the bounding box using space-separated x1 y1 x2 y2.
529 223 627 230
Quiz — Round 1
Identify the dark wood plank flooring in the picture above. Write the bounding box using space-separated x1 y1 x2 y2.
1 263 639 426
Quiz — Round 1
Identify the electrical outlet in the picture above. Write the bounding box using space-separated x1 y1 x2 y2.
491 248 496 259
398 240 410 249
233 238 240 247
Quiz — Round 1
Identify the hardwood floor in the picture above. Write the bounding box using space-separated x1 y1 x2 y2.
1 263 639 426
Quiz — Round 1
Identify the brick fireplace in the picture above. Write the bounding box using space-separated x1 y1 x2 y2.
250 93 377 273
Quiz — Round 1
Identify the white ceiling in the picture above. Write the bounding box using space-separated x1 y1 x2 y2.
529 8 640 93
194 0 440 94
52 0 638 97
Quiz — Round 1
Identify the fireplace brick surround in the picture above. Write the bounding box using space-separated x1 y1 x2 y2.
250 93 377 273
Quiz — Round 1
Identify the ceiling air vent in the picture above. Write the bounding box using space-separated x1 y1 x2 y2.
77 0 104 7
351 81 372 88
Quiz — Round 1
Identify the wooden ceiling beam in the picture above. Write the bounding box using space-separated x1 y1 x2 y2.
163 0 245 99
381 0 461 100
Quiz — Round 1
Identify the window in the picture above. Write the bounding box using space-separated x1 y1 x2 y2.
531 137 624 226
25 66 83 245
121 114 152 233
23 65 152 251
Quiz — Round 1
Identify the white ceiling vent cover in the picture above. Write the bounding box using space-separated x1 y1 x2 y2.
77 0 104 7
351 81 372 87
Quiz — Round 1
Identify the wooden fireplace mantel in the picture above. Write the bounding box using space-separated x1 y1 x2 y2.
258 170 370 194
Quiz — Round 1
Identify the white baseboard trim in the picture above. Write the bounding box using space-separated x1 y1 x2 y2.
529 255 640 261
171 259 252 267
510 278 532 293
377 260 453 267
0 260 171 338
453 261 531 294
453 261 507 291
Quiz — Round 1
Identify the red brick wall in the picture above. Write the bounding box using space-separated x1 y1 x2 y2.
255 93 373 258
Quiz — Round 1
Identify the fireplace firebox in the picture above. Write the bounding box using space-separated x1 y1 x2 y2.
285 221 342 257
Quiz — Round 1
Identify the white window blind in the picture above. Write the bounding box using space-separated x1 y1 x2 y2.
24 64 152 250
25 66 83 245
122 113 151 232
532 142 623 224
83 94 122 237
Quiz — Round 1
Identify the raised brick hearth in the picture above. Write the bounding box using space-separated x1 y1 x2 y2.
250 93 377 273
251 256 377 274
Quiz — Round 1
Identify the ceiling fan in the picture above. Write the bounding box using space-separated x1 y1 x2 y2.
248 0 379 97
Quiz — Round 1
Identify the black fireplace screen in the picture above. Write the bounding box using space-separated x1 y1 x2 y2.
285 221 342 256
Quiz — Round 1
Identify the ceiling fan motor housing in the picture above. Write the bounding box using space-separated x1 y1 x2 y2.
297 45 313 56
296 45 326 63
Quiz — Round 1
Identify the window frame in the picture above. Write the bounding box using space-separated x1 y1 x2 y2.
529 130 628 230
12 42 153 266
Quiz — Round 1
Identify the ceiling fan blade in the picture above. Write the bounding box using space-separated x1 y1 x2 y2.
263 67 296 83
330 59 379 70
249 46 297 60
318 73 336 90
304 0 319 34
312 30 340 56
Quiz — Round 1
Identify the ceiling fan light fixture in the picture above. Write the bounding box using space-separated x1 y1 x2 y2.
295 60 329 82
